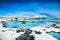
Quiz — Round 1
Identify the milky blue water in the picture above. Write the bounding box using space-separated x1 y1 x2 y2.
5 21 46 28
48 20 60 40
49 32 60 40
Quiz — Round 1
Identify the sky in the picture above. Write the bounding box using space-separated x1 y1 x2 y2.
0 0 60 17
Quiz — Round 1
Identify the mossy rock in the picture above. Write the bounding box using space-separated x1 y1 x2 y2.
16 29 24 33
35 31 42 34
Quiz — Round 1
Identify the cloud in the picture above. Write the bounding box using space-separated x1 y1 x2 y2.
36 9 60 17
2 11 50 17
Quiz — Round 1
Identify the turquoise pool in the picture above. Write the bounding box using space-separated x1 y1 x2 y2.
5 20 60 28
5 21 46 28
49 32 60 40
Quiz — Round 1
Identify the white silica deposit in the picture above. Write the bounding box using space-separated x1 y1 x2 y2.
30 31 57 40
0 27 58 40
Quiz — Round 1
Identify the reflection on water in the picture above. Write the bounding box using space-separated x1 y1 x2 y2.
49 32 60 40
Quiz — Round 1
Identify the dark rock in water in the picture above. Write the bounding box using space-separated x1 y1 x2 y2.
35 31 42 34
55 32 60 34
16 34 27 40
52 24 56 27
16 30 35 40
27 35 35 40
1 21 7 27
16 31 31 40
21 21 27 24
16 29 24 33
55 26 60 28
